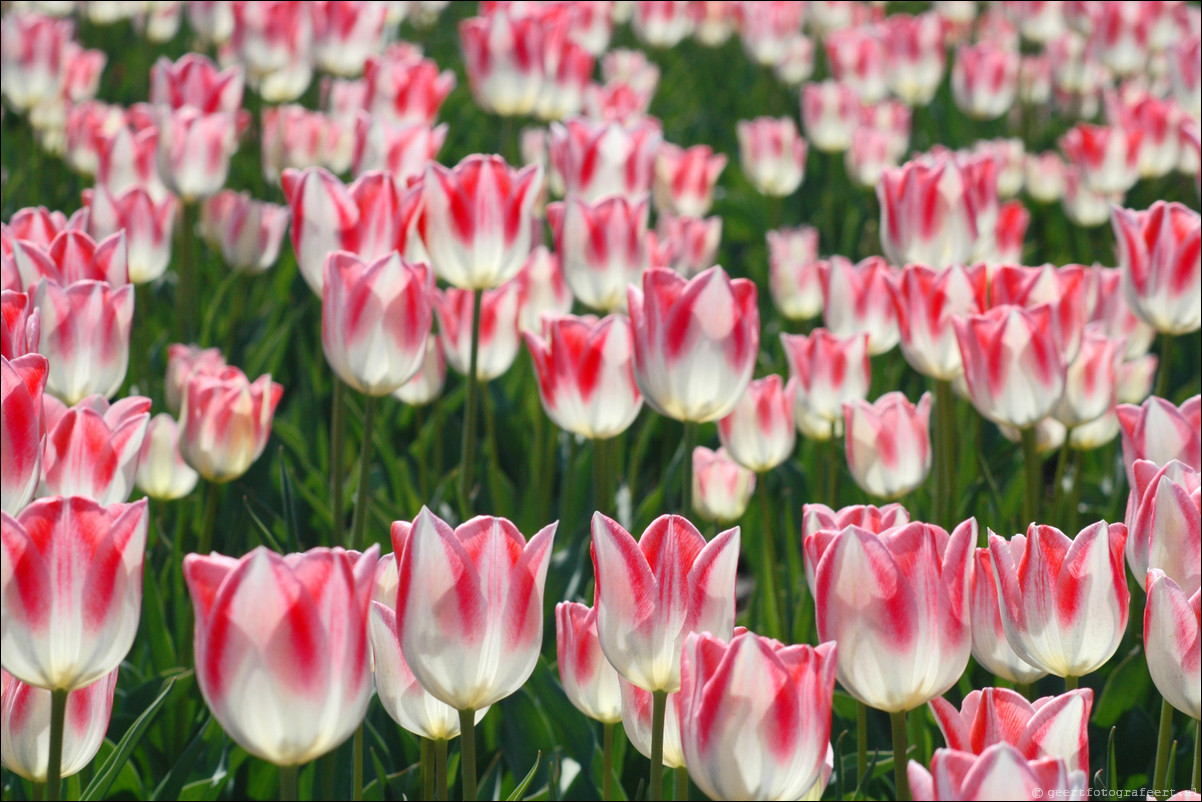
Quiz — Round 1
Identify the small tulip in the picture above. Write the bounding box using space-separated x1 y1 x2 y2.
736 116 807 197
1143 569 1201 720
780 329 872 439
844 392 932 500
908 744 1088 801
1115 395 1202 479
433 282 522 382
37 395 149 505
969 548 1047 685
392 338 446 407
717 374 797 473
692 446 755 523
1125 459 1201 595
135 413 199 501
820 255 899 355
1111 201 1201 336
178 366 283 483
767 225 823 321
951 42 1020 120
556 602 622 724
653 143 726 217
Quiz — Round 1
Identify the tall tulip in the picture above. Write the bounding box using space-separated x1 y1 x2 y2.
878 157 978 268
1 354 48 515
183 545 378 766
678 632 837 802
556 602 622 724
969 548 1047 685
780 329 872 440
547 194 649 313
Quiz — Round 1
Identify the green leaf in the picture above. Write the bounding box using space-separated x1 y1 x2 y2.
82 671 185 801
1092 647 1152 727
506 752 541 801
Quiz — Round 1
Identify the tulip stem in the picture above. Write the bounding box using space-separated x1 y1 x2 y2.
1193 722 1200 799
459 708 478 802
857 701 869 788
825 438 839 507
177 200 198 341
349 395 378 551
434 738 448 802
46 689 67 802
352 724 364 801
458 288 483 520
1155 334 1173 400
680 422 697 515
31 782 44 802
1051 441 1071 525
331 380 346 544
602 721 615 802
756 475 783 639
279 764 299 802
595 436 616 517
1153 697 1174 798
198 481 220 556
675 766 689 801
933 380 956 527
421 739 434 800
1020 427 1041 528
650 690 667 802
1064 674 1078 691
890 709 911 802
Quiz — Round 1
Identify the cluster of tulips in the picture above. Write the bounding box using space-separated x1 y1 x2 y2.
2 1 1201 801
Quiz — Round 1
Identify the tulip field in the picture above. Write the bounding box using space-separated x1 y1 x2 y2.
3 1 1202 801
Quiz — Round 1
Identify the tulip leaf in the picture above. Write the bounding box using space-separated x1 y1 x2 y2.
505 751 541 801
1092 647 1152 727
82 670 185 801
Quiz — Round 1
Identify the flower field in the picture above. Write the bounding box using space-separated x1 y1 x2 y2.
1 1 1200 801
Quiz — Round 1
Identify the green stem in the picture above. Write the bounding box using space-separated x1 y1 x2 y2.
1155 334 1174 400
825 437 839 507
1015 682 1032 701
1067 448 1083 534
1020 426 1042 528
177 200 198 341
1065 674 1078 691
458 288 483 519
222 273 248 358
857 701 868 789
602 721 615 802
1050 441 1070 526
675 765 689 801
197 480 220 556
680 422 698 515
435 738 448 802
414 404 429 501
459 708 477 802
46 689 67 802
595 436 615 517
352 724 364 802
891 709 911 802
1153 697 1174 798
934 380 956 527
32 782 45 802
317 752 337 801
1193 721 1200 800
650 690 667 802
422 738 434 802
756 475 782 639
279 764 299 802
349 394 378 551
331 379 346 544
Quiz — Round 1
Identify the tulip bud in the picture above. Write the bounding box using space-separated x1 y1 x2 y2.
135 413 199 501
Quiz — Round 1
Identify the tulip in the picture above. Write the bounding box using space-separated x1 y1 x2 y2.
655 212 722 277
845 127 903 189
183 545 377 766
95 124 168 203
155 107 237 202
1169 36 1201 119
970 548 1048 684
37 394 149 505
395 508 555 711
812 519 974 713
890 263 988 381
178 366 283 484
361 43 455 126
311 0 387 77
632 0 693 48
523 314 642 440
951 42 1019 120
601 48 660 95
187 1 235 44
547 194 649 313
6 229 129 292
1061 123 1141 196
653 143 726 217
556 602 622 724
512 246 572 334
878 157 979 268
767 225 823 321
1111 201 1201 336
3 207 86 251
1 290 41 360
882 12 945 106
953 304 1065 429
84 186 176 285
0 667 117 782
989 522 1129 680
419 155 542 291
0 13 73 113
825 27 888 103
692 446 755 524
736 1 804 66
985 200 1029 266
1 496 148 690
164 344 226 416
1052 326 1122 428
352 115 447 184
1088 266 1155 362
736 116 807 197
678 632 837 802
717 374 797 473
1024 151 1066 204
1060 166 1114 228
820 255 899 355
459 10 545 116
321 251 433 397
231 0 315 102
135 413 199 501
371 523 489 742
433 282 522 382
908 744 1088 801
1144 569 1201 720
1 355 48 515
548 117 662 202
34 279 133 405
1115 396 1202 478
619 679 685 768
929 687 1091 773
780 329 872 439
843 392 932 500
801 502 911 594
1108 92 1183 181
261 105 348 183
1125 459 1201 595
392 337 446 407
149 53 244 114
800 80 859 153
627 266 759 423
199 190 290 274
535 38 594 122
990 262 1088 363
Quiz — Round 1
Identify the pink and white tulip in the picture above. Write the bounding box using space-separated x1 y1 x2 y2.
736 116 807 197
890 263 988 381
155 107 237 202
878 157 979 268
801 81 859 153
882 12 946 105
1 355 48 515
230 0 315 102
310 0 388 77
1060 123 1142 196
767 226 823 321
178 366 283 483
844 392 932 500
655 212 722 277
1125 459 1201 595
1143 569 1200 720
556 602 622 724
653 143 726 217
433 282 522 382
548 117 662 202
363 44 456 125
1 496 148 690
459 10 545 116
6 229 128 292
164 344 226 416
825 26 888 103
352 115 447 185
37 394 149 505
970 548 1048 684
619 679 685 767
547 194 649 313
780 329 872 439
200 190 290 274
392 337 446 407
820 255 899 355
908 744 1088 802
1111 201 1201 336
512 246 572 334
34 279 134 405
951 42 1020 120
135 413 199 502
149 53 244 114
1 291 41 360
1116 396 1202 477
84 186 176 285
692 446 756 523
717 374 797 473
